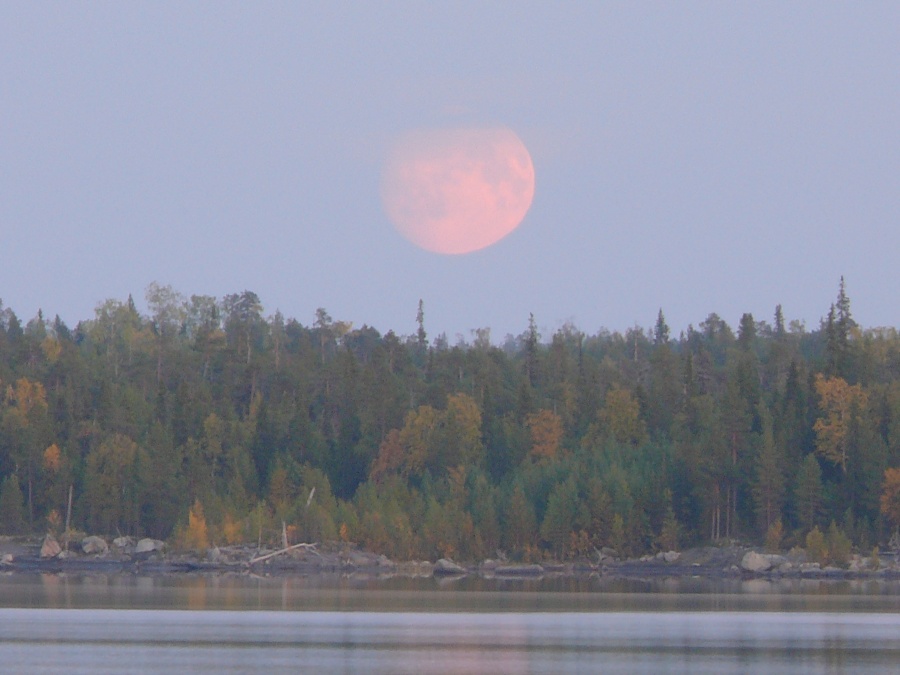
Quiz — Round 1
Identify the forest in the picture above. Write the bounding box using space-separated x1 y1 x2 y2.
1 279 900 563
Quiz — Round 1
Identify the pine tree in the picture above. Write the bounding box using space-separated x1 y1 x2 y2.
523 313 540 387
0 475 27 535
795 454 823 532
752 403 784 533
416 299 427 351
825 277 855 379
654 309 670 346
738 313 756 351
774 304 785 337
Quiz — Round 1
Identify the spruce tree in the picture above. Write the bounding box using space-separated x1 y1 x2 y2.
0 475 27 535
654 309 670 346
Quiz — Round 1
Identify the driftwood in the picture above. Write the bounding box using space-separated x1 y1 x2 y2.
248 542 318 566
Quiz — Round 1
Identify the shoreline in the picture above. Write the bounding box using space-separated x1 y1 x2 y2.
3 536 899 582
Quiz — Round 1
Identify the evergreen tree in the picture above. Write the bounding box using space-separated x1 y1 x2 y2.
825 277 855 379
752 403 784 533
654 309 670 346
795 454 823 532
0 474 27 534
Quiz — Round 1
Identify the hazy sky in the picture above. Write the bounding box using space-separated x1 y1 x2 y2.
2 2 898 341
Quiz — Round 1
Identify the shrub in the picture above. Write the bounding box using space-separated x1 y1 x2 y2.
764 520 784 553
175 500 209 551
805 526 827 565
826 521 852 567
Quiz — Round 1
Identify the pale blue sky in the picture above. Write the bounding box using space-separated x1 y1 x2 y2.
2 2 898 341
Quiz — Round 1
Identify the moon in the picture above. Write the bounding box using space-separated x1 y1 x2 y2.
380 127 535 255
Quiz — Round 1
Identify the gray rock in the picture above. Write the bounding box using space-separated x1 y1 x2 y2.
348 550 376 566
663 551 681 563
741 551 772 573
81 536 108 555
433 558 466 575
494 564 545 577
40 535 62 559
135 538 165 554
799 562 821 575
112 536 133 549
206 546 221 562
1 553 13 564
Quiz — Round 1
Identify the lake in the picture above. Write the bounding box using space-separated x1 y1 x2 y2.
1 573 899 673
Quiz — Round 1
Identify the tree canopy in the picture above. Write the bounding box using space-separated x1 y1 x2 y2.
0 280 897 560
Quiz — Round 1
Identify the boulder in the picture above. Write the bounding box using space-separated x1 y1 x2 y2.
135 538 165 554
1 553 13 564
81 536 109 555
663 551 681 563
741 551 772 573
433 558 466 575
41 535 62 559
112 536 134 549
799 562 821 576
494 564 545 577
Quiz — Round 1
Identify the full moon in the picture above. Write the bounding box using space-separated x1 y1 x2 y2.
380 127 535 255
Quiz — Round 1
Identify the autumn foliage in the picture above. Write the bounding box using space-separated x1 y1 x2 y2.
0 280 899 562
880 468 900 530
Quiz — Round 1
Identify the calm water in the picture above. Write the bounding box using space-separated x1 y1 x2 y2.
1 574 899 673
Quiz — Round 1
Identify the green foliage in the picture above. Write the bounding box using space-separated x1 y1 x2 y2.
502 483 537 556
609 513 627 558
870 545 880 570
826 521 852 567
805 526 828 565
764 520 784 553
540 477 585 558
0 474 26 534
0 279 897 560
81 434 147 535
658 505 681 552
795 455 823 532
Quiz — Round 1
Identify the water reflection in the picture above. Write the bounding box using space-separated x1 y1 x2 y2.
0 573 896 612
1 607 898 674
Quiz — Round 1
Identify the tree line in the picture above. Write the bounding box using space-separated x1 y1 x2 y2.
1 279 900 561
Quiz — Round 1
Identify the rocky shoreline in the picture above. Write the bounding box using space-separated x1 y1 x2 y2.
2 534 899 581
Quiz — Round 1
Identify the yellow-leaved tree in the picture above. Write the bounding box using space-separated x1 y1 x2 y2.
583 387 647 451
370 393 483 479
813 375 868 473
526 409 564 461
880 467 900 534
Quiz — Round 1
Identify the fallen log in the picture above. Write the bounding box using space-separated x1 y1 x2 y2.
248 542 318 566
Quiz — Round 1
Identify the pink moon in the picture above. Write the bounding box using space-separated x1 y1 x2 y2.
380 127 535 255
